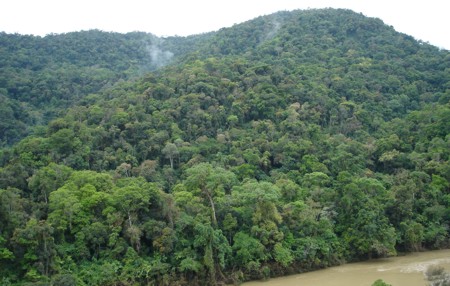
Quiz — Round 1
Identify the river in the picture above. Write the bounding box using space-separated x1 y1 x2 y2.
243 249 450 286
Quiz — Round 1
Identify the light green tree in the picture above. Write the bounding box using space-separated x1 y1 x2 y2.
162 142 179 169
185 163 237 226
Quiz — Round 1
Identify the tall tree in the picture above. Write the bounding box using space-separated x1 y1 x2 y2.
184 163 237 226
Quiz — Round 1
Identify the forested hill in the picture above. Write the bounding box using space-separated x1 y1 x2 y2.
1 9 447 145
1 8 449 286
0 30 172 145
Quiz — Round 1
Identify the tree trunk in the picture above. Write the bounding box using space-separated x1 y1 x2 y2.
204 190 217 226
128 211 133 227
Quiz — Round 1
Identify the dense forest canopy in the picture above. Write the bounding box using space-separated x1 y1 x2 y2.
0 29 215 146
0 8 449 286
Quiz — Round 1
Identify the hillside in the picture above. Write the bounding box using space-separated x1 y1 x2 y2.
0 8 449 286
0 30 205 145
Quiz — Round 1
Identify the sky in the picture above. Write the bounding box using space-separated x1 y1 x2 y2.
1 0 449 50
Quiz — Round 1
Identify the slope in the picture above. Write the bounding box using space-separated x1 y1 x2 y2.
0 30 195 145
0 8 449 286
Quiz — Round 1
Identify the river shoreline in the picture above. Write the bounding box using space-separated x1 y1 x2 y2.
242 249 450 286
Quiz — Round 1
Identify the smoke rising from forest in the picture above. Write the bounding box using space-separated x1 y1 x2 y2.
146 43 174 68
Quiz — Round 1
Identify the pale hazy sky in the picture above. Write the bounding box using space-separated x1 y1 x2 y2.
1 0 449 50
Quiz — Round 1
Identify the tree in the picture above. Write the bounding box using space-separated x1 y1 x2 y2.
232 232 267 274
0 187 28 235
184 163 237 226
193 222 231 285
110 177 158 251
222 213 237 244
162 142 179 169
28 163 73 204
273 242 293 267
48 171 112 234
136 159 159 181
400 220 424 251
232 180 284 260
11 218 56 278
0 234 14 261
337 178 396 259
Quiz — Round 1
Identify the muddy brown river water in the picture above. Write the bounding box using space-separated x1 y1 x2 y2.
243 249 450 286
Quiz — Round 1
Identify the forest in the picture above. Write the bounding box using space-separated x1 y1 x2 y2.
0 8 449 286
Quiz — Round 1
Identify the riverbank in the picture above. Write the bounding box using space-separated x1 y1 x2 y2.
242 249 450 286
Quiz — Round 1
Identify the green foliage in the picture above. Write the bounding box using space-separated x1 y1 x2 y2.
232 232 267 278
0 7 449 286
372 279 392 286
337 178 397 258
28 163 73 204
